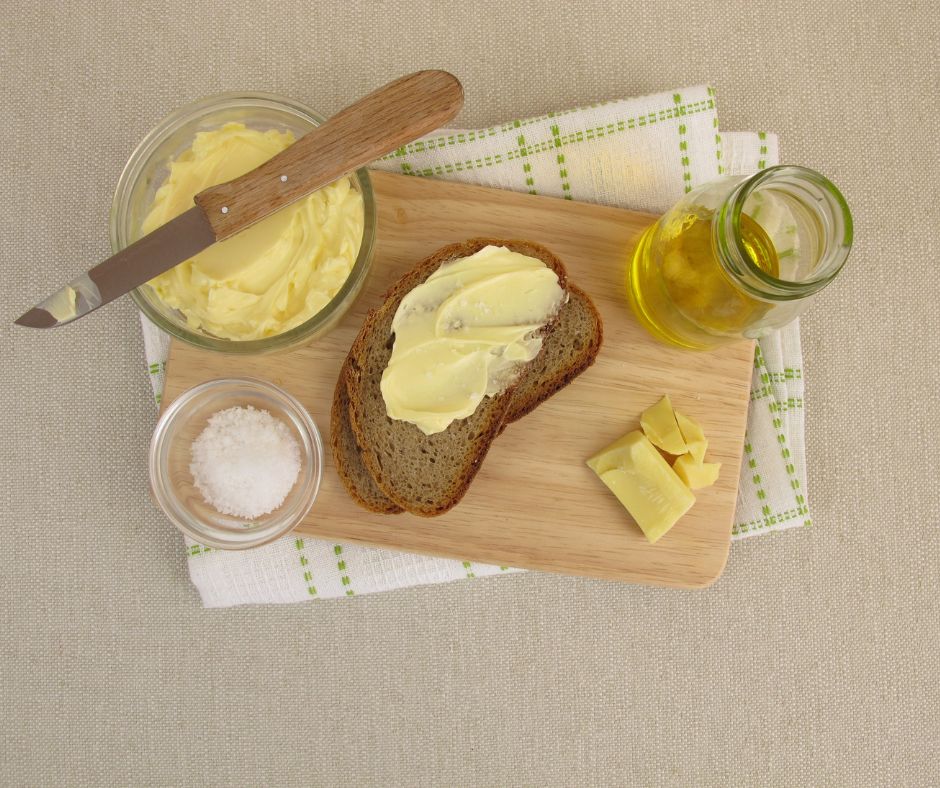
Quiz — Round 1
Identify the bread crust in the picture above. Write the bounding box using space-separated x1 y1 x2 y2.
329 358 404 514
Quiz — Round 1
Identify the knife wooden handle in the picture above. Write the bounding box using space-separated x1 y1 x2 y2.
194 70 463 241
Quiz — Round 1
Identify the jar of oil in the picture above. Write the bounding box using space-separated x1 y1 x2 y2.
628 166 853 349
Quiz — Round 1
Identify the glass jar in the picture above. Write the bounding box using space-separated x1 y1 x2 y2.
627 165 852 349
110 92 377 354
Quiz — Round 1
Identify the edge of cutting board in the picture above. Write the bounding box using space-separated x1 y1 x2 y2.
161 170 753 589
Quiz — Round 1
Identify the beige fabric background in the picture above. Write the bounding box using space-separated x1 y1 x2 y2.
2 0 938 785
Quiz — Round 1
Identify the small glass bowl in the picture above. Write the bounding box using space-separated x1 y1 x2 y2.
149 378 323 549
110 92 377 354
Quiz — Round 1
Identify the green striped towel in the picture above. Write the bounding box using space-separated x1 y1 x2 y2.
141 85 805 607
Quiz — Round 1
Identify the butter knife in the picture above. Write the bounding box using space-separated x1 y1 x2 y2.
15 70 463 329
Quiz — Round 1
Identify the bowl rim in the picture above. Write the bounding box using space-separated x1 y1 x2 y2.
111 90 376 354
149 376 324 549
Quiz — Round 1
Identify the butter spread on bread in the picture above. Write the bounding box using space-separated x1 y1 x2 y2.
380 245 566 435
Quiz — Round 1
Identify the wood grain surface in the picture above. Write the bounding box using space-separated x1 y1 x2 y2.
163 170 754 588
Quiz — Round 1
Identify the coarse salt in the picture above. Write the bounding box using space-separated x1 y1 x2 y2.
190 405 301 519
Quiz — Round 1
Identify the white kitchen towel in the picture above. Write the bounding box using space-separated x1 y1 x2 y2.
141 85 807 607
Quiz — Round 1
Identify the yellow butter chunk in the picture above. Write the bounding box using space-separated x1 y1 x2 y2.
673 454 721 490
587 431 695 544
640 395 688 455
675 410 707 463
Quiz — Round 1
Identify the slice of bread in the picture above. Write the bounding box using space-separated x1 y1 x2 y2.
331 284 602 512
335 238 602 517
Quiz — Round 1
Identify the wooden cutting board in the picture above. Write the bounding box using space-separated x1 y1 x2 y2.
162 170 753 588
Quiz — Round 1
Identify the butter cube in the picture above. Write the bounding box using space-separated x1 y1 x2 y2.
588 431 695 544
673 454 721 489
640 395 688 455
675 410 707 463
586 431 636 473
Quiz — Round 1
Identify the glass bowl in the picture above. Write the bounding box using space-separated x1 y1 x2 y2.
110 92 377 354
149 378 323 549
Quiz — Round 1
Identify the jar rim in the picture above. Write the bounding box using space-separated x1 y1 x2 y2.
717 165 853 300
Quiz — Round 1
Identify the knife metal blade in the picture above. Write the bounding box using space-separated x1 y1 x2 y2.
15 207 215 329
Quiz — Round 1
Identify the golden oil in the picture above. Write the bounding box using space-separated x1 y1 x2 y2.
627 208 779 349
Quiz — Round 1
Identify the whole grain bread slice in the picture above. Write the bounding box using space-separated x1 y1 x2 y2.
332 283 602 512
343 238 567 516
338 238 601 517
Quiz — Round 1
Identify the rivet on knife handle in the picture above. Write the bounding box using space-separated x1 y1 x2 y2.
194 70 464 241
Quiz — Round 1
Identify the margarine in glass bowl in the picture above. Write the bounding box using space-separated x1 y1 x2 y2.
110 92 376 354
